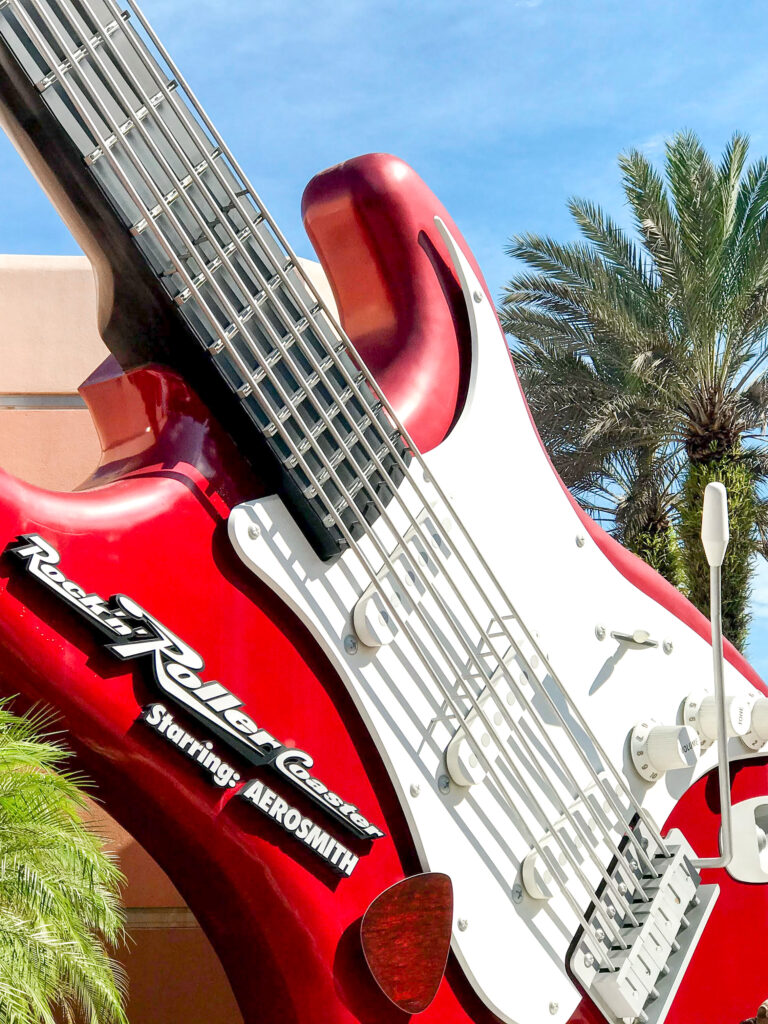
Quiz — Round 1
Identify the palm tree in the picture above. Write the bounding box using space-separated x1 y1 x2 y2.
500 131 768 651
0 701 126 1024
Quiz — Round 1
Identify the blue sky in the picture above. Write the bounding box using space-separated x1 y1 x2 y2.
2 0 768 669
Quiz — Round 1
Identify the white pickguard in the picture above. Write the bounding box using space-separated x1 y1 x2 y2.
228 224 763 1024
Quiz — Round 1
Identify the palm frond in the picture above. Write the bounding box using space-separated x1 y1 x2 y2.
0 701 127 1024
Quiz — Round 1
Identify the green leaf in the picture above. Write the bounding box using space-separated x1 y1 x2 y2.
0 701 127 1024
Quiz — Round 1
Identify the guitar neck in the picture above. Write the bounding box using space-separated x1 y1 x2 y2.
0 0 409 559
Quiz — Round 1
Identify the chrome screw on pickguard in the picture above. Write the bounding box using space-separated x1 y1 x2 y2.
583 953 594 968
595 625 606 641
663 639 674 654
549 1002 559 1015
576 534 585 547
410 783 420 797
343 634 358 655
457 918 468 931
472 290 483 303
438 775 451 794
511 883 523 905
247 524 261 540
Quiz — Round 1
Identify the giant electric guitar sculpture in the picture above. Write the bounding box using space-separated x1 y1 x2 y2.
0 2 766 1022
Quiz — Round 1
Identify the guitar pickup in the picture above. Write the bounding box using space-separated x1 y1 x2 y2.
445 651 528 788
352 509 450 648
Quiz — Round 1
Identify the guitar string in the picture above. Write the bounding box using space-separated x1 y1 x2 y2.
16 0 667 942
87 0 670 872
22 0 663 937
31 0 684 958
13 6 633 961
58 0 653 895
14 1 623 959
61 0 657 917
81 0 669 883
31 8 646 955
24 0 663 937
110 0 673 871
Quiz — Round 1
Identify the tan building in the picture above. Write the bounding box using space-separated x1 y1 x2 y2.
0 253 244 1024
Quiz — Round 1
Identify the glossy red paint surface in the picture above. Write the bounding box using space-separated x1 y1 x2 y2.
302 153 483 454
304 154 768 1021
0 360 498 1024
569 760 768 1024
664 761 768 1019
0 153 766 1024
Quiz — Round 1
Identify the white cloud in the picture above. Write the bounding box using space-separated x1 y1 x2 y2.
747 556 768 675
752 556 768 622
637 134 666 153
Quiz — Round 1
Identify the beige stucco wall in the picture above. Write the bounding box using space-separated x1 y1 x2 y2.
0 408 101 490
0 254 104 490
0 254 107 393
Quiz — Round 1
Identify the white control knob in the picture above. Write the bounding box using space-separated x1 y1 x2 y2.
684 691 754 746
742 697 768 751
631 721 701 782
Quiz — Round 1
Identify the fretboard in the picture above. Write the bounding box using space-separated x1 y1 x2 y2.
0 0 409 558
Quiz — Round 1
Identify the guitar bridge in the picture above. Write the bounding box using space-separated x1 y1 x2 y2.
569 829 719 1024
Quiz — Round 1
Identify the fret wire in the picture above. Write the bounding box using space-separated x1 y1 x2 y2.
83 6 671 872
84 54 351 400
174 226 252 301
35 11 122 90
94 0 368 368
118 1 320 303
16 2 667 880
97 0 666 861
130 152 218 233
15 7 635 933
123 0 414 415
123 57 360 384
85 82 178 164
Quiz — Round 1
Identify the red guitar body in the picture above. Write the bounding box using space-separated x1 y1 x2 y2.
0 154 765 1024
